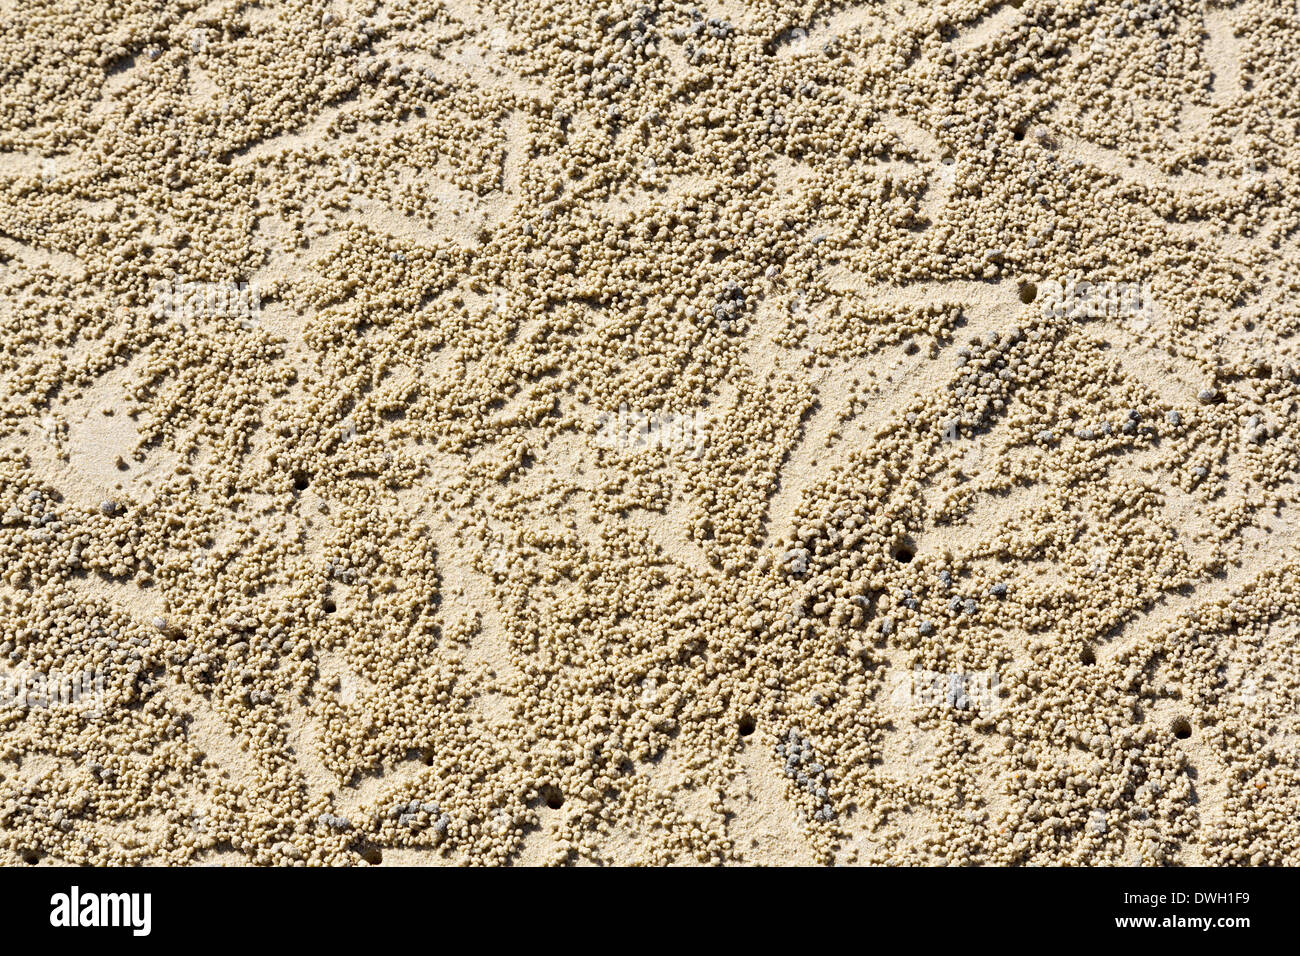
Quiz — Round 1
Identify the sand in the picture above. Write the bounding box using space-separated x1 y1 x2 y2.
0 0 1298 865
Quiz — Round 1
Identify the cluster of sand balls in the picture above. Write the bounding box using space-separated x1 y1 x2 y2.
0 0 1298 865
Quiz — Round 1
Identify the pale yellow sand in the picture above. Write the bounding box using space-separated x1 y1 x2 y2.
1 0 1299 865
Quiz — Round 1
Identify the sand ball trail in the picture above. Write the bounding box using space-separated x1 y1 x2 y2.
0 0 1298 865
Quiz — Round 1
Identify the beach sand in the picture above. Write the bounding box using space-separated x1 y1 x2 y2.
1 0 1299 865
